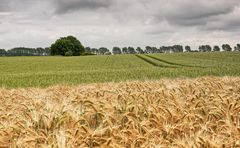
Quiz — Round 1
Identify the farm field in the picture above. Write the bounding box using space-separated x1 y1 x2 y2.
0 52 240 88
0 77 239 147
0 52 240 147
2 0 240 147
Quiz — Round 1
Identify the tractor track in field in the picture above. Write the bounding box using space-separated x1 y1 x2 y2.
145 54 205 68
135 54 177 68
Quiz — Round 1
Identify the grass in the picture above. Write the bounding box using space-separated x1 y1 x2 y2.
0 52 240 88
0 77 239 147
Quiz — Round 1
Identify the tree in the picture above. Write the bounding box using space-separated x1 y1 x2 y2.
85 47 91 54
112 47 121 55
50 36 84 56
213 45 220 52
185 46 191 52
127 47 136 54
222 44 232 51
90 48 98 55
152 47 159 53
199 45 211 52
199 45 204 52
44 47 50 55
122 47 128 54
145 46 153 53
0 49 7 56
65 51 73 56
205 45 211 52
172 45 183 53
136 47 144 54
105 51 112 55
98 47 109 55
160 46 167 53
234 44 240 51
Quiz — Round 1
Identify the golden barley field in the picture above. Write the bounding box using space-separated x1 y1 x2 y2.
0 77 240 147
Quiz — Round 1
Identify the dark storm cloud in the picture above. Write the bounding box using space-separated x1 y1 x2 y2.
54 0 113 14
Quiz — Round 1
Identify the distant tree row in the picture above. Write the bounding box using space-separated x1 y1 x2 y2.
198 44 237 52
84 44 240 55
85 47 111 55
0 47 50 56
1 43 240 57
84 45 184 55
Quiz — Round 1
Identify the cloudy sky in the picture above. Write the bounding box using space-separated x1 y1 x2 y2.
0 0 240 50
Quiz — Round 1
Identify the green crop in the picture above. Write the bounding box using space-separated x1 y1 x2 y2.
0 52 239 88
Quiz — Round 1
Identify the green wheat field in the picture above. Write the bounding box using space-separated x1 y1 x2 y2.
0 52 239 88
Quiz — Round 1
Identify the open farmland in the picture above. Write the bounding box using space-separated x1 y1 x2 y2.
2 0 240 147
0 77 239 147
0 52 240 88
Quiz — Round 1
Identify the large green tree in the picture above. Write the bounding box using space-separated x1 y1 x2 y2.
50 36 84 56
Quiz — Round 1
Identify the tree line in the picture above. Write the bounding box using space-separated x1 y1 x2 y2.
0 47 50 56
0 35 239 56
1 44 240 57
85 44 240 55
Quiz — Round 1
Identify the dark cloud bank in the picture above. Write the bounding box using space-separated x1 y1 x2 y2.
0 0 240 49
54 0 113 14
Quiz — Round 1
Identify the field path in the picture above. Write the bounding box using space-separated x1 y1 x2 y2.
145 54 204 68
135 54 177 68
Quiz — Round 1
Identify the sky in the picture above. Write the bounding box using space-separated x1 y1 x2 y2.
0 0 240 50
